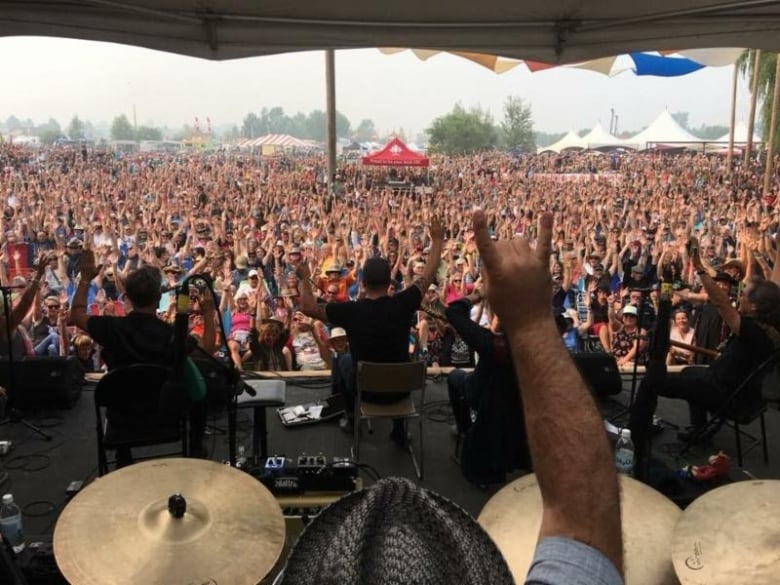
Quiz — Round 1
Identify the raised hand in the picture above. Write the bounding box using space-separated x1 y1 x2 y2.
429 214 445 242
79 249 99 281
473 209 553 329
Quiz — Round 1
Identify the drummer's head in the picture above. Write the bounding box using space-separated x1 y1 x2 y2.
281 477 512 585
125 266 163 312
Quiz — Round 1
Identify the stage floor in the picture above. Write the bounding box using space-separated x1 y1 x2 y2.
2 375 778 570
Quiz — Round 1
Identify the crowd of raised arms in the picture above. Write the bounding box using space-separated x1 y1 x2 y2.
0 142 778 371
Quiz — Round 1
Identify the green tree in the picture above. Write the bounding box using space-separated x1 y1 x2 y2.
738 50 777 149
37 118 62 145
534 131 565 148
353 119 377 142
501 96 535 152
426 104 497 154
67 116 85 140
335 111 351 138
241 113 261 138
110 114 135 140
691 124 729 140
223 125 240 142
136 126 162 140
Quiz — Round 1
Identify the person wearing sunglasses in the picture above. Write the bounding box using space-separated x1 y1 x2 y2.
31 295 64 357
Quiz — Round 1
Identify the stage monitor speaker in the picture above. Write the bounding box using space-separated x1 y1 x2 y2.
572 352 623 398
0 357 84 410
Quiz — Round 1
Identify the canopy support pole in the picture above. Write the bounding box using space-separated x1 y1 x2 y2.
325 49 337 193
727 64 738 172
745 49 761 165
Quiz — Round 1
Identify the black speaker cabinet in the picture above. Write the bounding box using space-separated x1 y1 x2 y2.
572 352 623 398
0 357 84 410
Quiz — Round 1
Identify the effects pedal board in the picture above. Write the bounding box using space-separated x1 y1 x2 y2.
250 454 358 494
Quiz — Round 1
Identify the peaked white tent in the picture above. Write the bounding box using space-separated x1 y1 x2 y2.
538 130 586 154
715 121 761 144
580 123 625 150
627 110 702 149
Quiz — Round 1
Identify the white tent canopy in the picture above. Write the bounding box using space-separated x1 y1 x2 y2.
716 121 761 144
538 130 586 154
3 2 780 63
627 110 702 149
580 123 624 150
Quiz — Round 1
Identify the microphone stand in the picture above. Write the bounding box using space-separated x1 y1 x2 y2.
628 289 651 407
0 286 51 441
185 275 243 468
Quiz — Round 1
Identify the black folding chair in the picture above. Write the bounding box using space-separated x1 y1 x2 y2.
681 350 780 467
94 364 188 475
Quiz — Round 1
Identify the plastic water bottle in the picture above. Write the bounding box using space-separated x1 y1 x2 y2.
614 429 635 477
236 445 248 469
0 493 24 553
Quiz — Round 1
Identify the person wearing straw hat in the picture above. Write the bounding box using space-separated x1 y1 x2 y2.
280 212 623 585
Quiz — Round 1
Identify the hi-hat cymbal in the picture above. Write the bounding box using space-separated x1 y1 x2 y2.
672 479 780 585
478 473 680 585
54 458 285 585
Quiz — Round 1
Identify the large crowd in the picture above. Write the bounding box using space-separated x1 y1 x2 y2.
0 142 779 371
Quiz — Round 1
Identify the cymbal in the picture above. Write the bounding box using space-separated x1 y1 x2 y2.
672 480 780 585
54 458 285 585
478 473 681 585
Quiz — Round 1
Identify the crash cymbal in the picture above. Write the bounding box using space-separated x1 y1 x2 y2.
672 480 780 585
54 458 285 585
478 473 680 585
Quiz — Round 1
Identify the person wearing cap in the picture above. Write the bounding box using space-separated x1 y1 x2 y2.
313 326 353 401
281 211 622 585
658 241 780 441
220 285 254 371
297 215 445 442
64 237 83 279
316 262 355 304
608 303 647 368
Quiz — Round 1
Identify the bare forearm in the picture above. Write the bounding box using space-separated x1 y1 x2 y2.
420 239 444 286
70 279 90 331
10 278 41 331
199 310 217 355
508 320 622 573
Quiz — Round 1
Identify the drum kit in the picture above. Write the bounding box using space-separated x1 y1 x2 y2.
478 474 780 585
50 459 779 585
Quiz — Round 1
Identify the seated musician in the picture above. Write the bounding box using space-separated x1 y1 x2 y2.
70 252 217 462
658 242 780 442
445 285 530 484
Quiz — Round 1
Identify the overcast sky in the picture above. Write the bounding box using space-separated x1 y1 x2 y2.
0 36 751 137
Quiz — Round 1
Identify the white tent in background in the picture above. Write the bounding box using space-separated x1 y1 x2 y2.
715 121 762 144
580 123 625 150
627 110 702 149
538 130 586 154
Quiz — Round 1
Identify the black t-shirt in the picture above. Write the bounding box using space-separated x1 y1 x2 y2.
711 317 774 392
326 285 421 366
87 312 175 370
